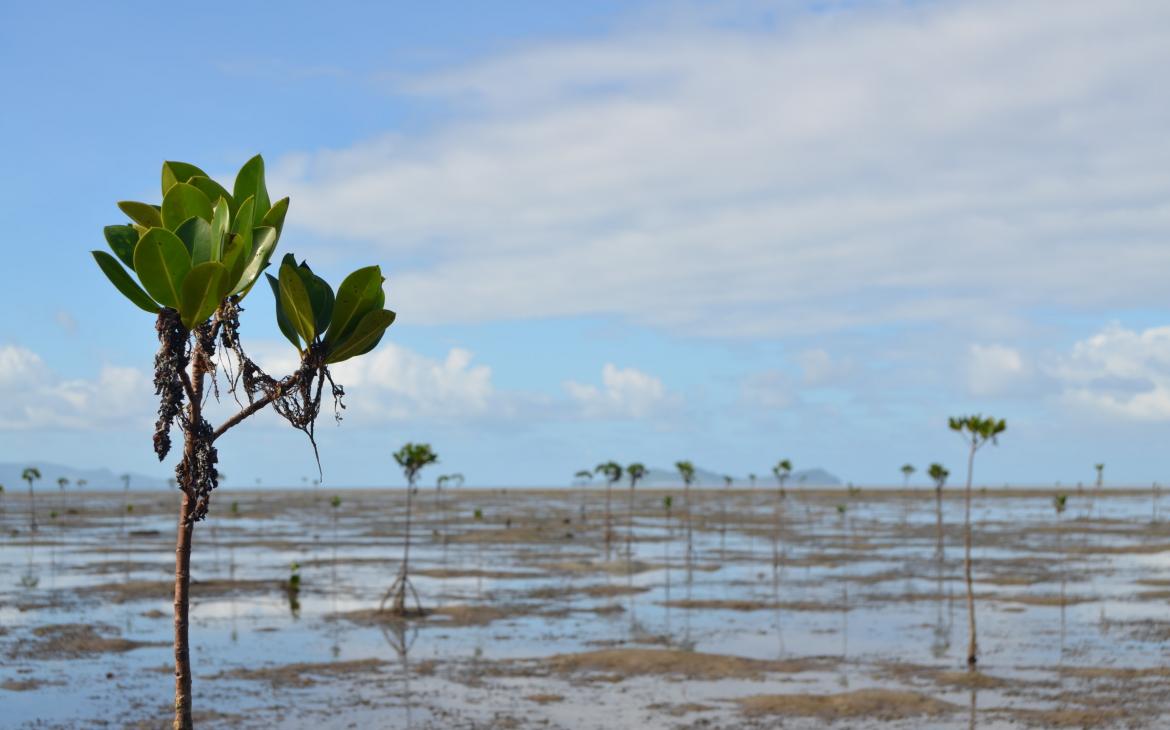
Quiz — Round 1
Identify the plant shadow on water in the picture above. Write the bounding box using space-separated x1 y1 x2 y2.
3 487 1170 728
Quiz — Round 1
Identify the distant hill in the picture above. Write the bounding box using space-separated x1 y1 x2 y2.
576 466 841 488
0 462 169 491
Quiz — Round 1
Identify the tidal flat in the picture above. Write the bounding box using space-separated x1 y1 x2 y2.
3 486 1170 728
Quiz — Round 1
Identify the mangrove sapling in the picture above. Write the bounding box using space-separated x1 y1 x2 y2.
90 155 397 729
596 461 622 550
901 463 916 488
21 467 40 532
772 459 791 498
928 463 950 559
675 461 696 563
382 442 439 616
55 478 69 527
626 462 645 556
948 414 1007 669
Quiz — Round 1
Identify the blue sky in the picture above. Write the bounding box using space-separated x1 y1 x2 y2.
2 0 1169 488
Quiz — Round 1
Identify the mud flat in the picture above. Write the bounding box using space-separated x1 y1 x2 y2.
3 486 1170 728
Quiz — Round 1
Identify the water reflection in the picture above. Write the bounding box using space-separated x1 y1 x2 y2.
382 622 419 729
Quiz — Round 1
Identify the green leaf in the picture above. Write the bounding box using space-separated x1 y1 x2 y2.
261 197 289 238
161 161 208 195
103 225 139 270
91 251 160 314
231 225 276 296
232 155 270 228
175 216 212 262
231 196 255 249
161 182 213 230
117 201 162 228
278 262 316 345
324 266 384 345
266 273 301 350
326 308 396 364
287 258 335 334
210 197 230 262
133 228 191 310
187 176 235 217
222 234 249 288
179 262 230 329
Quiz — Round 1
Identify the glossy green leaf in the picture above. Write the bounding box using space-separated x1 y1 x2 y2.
261 197 289 238
232 155 270 228
231 196 255 258
91 251 160 313
161 183 213 230
133 228 191 310
326 308 396 364
266 273 301 350
175 216 212 262
117 201 162 228
324 266 384 345
179 262 230 329
278 262 316 345
231 225 276 296
210 197 230 262
162 161 208 195
222 234 249 288
103 225 139 270
187 176 235 217
303 270 334 334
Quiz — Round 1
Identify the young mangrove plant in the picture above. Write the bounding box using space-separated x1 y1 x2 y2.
901 463 915 487
21 467 40 532
383 442 439 616
89 156 396 729
948 414 1007 669
626 463 646 553
928 463 949 556
1095 463 1105 489
675 461 697 567
773 459 792 498
595 461 623 546
56 477 69 526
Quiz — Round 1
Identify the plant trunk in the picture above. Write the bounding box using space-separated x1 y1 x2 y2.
172 490 195 730
27 480 36 532
963 442 977 669
605 480 613 544
396 478 415 613
935 487 944 558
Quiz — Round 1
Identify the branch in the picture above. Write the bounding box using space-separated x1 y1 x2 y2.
211 372 302 442
211 394 275 442
179 367 197 405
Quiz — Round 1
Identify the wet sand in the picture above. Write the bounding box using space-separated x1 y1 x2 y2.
2 486 1170 728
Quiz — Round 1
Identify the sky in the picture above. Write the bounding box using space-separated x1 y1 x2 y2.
2 0 1169 488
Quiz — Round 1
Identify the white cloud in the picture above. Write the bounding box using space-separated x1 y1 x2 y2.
966 343 1029 397
798 348 852 387
273 0 1170 337
1050 324 1170 420
0 345 151 430
564 363 678 419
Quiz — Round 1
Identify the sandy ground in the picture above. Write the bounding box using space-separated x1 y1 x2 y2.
2 485 1170 728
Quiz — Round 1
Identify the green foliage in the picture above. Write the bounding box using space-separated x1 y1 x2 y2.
948 415 1007 449
474 508 483 520
675 460 695 485
1053 493 1068 514
836 504 847 514
574 469 593 482
395 442 439 486
331 495 342 509
627 463 646 488
595 461 622 485
928 463 949 490
723 475 733 487
22 467 40 484
93 156 397 360
773 459 792 486
663 495 673 511
230 500 240 515
288 562 301 592
901 463 915 477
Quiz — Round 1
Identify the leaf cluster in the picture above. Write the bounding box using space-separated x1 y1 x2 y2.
395 443 439 485
675 460 695 485
595 461 622 485
948 415 1007 449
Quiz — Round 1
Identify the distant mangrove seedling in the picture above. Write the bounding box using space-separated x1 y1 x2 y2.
21 467 40 532
949 414 1007 669
89 155 396 729
626 463 646 551
773 459 792 497
901 463 915 487
596 461 623 545
382 442 438 616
